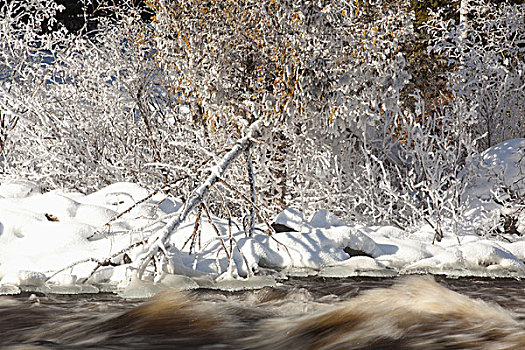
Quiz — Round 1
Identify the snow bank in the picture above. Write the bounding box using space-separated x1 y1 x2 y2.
0 140 524 296
467 139 525 210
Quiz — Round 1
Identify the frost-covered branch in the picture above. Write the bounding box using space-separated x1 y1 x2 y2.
136 120 262 277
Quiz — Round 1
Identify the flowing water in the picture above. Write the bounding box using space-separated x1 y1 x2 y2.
1 276 525 349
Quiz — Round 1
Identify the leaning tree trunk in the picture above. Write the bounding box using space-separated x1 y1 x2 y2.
137 120 263 277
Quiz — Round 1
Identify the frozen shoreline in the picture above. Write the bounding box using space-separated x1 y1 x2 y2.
0 139 524 297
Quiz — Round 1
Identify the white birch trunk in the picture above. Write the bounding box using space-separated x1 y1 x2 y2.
459 0 470 66
459 0 470 39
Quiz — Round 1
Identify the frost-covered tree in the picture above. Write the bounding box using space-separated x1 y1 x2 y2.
2 0 522 238
1 0 205 193
425 0 525 149
0 0 68 173
143 0 422 221
3 0 525 282
417 0 525 236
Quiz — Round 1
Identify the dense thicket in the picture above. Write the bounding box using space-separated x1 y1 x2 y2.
0 0 523 234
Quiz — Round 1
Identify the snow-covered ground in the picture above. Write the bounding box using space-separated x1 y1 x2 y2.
0 139 524 297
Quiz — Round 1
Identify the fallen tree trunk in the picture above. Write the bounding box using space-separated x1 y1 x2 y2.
137 120 262 277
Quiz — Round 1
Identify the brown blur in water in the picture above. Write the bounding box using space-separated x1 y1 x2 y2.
1 276 525 349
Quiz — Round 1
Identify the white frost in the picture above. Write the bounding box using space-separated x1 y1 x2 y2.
0 140 524 294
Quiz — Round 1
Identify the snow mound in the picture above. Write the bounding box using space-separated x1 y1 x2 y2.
0 180 40 198
468 138 525 202
273 207 307 232
309 209 344 228
479 139 525 192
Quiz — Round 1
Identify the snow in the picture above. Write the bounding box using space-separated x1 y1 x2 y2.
467 138 525 204
474 138 525 193
0 139 524 297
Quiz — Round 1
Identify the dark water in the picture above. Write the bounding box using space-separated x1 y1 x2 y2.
1 276 525 349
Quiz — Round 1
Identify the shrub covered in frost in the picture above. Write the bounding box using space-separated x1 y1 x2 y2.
0 0 523 233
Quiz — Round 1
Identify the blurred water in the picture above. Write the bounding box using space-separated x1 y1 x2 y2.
1 276 524 349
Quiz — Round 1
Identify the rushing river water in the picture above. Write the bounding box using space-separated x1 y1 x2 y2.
1 276 525 349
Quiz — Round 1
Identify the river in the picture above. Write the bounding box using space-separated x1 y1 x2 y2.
1 276 525 349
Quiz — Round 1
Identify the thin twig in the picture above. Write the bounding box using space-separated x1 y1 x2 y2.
83 239 149 283
425 217 443 244
217 178 273 232
108 175 188 226
201 202 231 260
87 175 189 240
217 177 293 262
210 184 234 259
182 203 203 252
246 148 257 237
46 257 101 281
